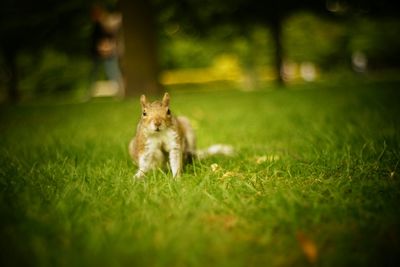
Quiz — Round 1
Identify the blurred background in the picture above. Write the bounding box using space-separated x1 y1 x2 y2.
0 0 399 103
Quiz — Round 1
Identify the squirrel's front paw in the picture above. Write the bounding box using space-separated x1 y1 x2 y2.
133 170 145 180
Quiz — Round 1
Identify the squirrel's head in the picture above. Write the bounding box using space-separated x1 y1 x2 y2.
139 92 173 133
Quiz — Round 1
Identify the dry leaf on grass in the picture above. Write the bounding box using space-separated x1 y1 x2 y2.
210 163 220 172
202 214 238 230
222 171 236 178
255 155 280 164
220 171 244 180
296 231 318 264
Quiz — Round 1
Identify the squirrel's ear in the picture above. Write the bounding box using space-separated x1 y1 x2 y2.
140 94 147 109
162 92 170 107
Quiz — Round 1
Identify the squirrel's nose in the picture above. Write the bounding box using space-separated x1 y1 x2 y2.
154 120 161 127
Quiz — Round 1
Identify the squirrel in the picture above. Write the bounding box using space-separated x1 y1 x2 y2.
129 92 233 179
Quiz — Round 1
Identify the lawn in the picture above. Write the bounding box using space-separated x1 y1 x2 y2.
1 79 400 267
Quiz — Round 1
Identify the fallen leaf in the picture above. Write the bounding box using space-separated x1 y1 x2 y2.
211 163 220 172
255 155 280 164
220 171 244 180
256 156 268 164
296 231 318 264
203 214 238 230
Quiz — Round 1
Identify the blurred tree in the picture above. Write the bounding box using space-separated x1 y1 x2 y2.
1 0 398 102
119 0 161 96
153 0 329 86
154 0 399 86
284 12 348 69
323 0 400 71
348 18 400 70
0 0 92 102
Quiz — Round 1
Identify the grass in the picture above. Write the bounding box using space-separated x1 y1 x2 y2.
1 79 400 267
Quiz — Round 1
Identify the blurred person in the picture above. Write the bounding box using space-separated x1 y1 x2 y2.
87 4 124 100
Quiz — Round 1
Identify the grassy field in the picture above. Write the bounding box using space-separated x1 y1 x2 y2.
1 79 400 267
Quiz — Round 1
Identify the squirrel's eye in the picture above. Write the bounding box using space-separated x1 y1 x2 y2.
142 111 147 116
167 109 171 115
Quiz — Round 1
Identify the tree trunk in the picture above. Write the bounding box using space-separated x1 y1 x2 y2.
270 20 285 86
3 47 19 103
119 0 161 97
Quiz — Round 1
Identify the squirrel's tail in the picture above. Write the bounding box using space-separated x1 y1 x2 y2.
196 144 235 160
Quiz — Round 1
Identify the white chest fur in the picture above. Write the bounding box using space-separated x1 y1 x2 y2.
145 128 179 153
135 128 182 178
